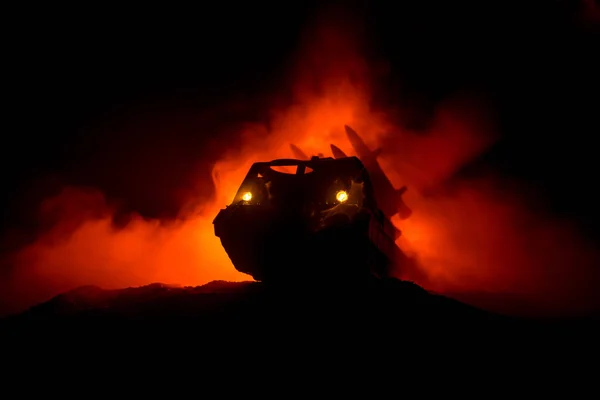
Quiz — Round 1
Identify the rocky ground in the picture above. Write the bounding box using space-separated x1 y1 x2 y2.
2 277 598 375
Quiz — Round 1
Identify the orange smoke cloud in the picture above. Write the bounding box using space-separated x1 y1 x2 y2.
0 187 245 314
2 11 599 318
395 180 600 314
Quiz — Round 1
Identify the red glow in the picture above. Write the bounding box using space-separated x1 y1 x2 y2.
2 13 599 318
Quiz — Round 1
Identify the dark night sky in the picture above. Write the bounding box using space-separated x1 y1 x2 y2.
2 1 599 249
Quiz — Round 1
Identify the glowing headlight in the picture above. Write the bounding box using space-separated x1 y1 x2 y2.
336 190 348 203
242 192 252 202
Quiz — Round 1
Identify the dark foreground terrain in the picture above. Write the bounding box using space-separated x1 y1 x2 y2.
3 278 598 355
2 278 599 386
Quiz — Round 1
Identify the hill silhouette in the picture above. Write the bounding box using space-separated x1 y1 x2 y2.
5 277 597 348
3 276 600 382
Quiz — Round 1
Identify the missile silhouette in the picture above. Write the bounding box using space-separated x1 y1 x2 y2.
288 125 411 219
290 144 324 159
341 125 412 220
343 125 382 160
289 144 309 160
330 144 348 159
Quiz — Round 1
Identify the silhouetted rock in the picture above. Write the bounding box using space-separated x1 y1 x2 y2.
2 276 598 362
2 278 506 331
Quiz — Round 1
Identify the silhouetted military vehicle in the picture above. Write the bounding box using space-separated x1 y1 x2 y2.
213 155 406 283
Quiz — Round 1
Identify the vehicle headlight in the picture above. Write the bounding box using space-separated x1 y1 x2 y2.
241 192 252 202
335 190 348 203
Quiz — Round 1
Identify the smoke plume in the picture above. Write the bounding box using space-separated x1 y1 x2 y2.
1 7 598 318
